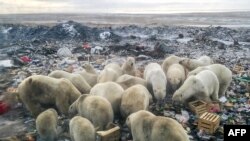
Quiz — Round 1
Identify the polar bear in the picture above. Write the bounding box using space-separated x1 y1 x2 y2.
144 63 166 105
162 55 184 75
18 75 81 117
166 64 186 93
76 71 98 87
172 70 219 104
188 64 232 97
120 84 152 118
69 116 95 141
48 70 91 94
82 63 97 74
179 55 213 71
122 57 136 76
36 108 58 141
98 63 123 83
126 110 190 141
68 94 114 130
90 82 124 115
116 74 147 90
74 63 98 87
197 55 214 64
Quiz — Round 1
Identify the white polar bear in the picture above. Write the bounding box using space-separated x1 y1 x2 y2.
188 64 232 97
172 70 219 104
90 82 124 115
122 57 136 76
82 63 97 74
120 84 152 118
126 110 190 141
144 63 166 105
179 55 213 71
166 63 186 93
69 116 95 141
76 70 98 87
162 55 184 74
48 70 91 94
116 74 147 90
68 94 114 130
98 63 123 83
197 55 214 64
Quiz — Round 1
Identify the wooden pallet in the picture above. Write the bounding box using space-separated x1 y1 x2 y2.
198 112 220 134
189 100 207 117
233 65 244 74
96 123 120 141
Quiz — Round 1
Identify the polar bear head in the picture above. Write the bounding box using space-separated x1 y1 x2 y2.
172 76 203 103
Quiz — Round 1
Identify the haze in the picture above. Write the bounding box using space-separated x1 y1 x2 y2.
1 0 250 14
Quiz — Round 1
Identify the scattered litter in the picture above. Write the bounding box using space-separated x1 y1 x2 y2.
57 47 73 58
219 96 227 103
91 46 104 54
83 42 91 49
221 114 229 121
175 114 188 123
20 56 32 63
224 102 234 109
0 101 10 115
100 31 111 40
0 60 13 67
163 110 175 118
207 102 221 113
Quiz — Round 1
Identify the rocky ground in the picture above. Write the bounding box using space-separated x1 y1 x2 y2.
0 21 249 141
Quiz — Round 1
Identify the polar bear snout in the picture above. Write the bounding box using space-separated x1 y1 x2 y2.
68 105 77 117
172 91 183 102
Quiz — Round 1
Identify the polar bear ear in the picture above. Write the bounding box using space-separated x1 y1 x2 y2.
178 60 183 64
126 116 130 124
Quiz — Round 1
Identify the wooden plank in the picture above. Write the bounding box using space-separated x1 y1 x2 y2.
96 123 120 141
200 112 207 119
212 116 220 122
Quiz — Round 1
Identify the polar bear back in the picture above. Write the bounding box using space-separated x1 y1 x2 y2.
48 70 91 93
90 82 124 115
98 63 123 82
77 95 114 130
197 55 213 65
127 110 189 141
120 84 151 118
144 63 166 82
161 55 183 74
195 70 219 94
206 64 232 83
116 74 147 90
69 116 95 141
144 63 166 101
104 63 123 76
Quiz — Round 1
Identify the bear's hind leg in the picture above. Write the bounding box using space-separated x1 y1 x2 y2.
55 96 70 116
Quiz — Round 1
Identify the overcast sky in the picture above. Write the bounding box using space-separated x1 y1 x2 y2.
1 0 250 14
